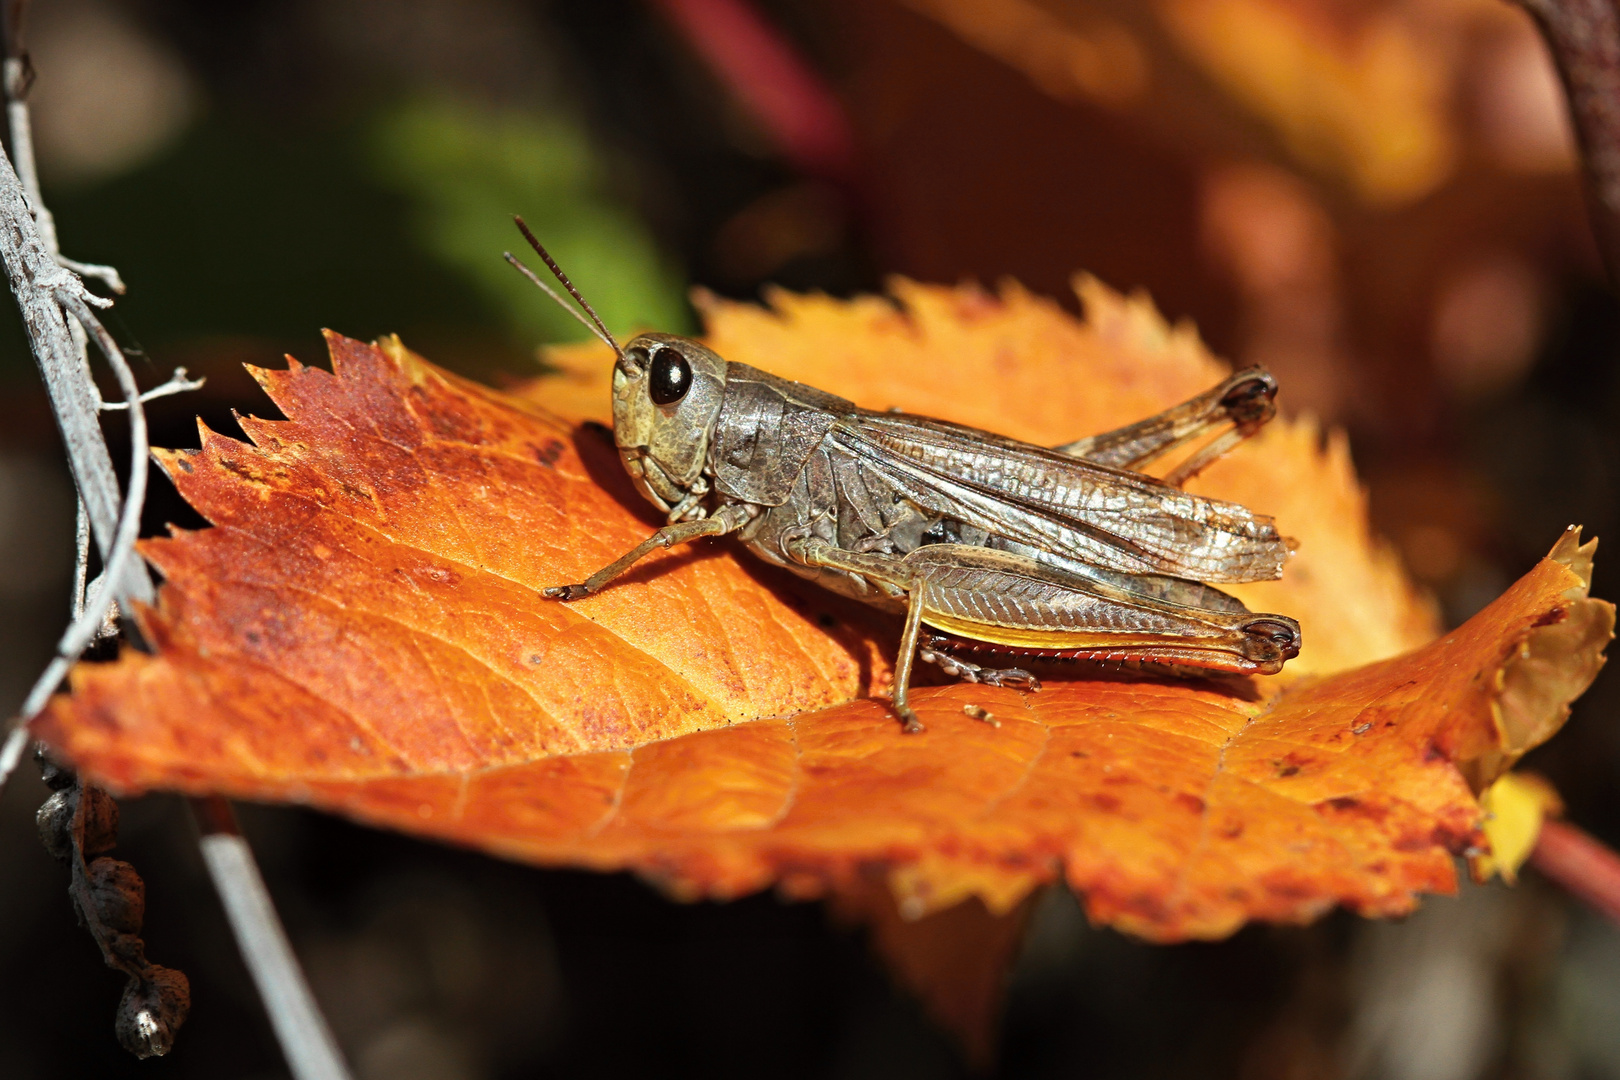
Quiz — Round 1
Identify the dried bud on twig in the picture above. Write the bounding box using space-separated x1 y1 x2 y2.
34 770 190 1056
84 857 145 935
35 781 116 860
115 966 190 1059
35 787 74 859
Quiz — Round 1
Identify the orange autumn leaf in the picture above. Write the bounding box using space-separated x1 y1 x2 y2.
36 279 1612 947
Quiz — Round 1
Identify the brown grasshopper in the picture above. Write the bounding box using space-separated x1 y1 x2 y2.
508 220 1300 733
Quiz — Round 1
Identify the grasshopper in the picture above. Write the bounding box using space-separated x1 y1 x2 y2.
508 220 1300 733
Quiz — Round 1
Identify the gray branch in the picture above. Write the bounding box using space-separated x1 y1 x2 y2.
0 133 151 606
5 287 152 741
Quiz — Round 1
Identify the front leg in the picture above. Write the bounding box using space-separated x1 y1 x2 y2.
545 504 748 600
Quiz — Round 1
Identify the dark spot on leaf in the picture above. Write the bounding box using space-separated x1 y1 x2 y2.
1319 796 1388 823
1277 765 1300 778
1533 606 1567 628
1092 793 1121 812
175 458 193 474
1175 792 1206 815
1260 877 1315 901
1118 893 1171 921
534 438 565 468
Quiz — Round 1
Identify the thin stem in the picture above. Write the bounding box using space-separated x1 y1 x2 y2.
57 255 124 294
1532 818 1620 926
191 798 354 1080
53 292 145 653
99 366 203 411
0 727 25 789
72 496 89 618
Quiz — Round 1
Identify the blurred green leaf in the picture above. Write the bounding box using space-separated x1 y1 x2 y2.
368 97 690 347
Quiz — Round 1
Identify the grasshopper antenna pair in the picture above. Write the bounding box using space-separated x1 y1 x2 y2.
503 216 625 360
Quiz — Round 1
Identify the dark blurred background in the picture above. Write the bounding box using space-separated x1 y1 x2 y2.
2 0 1619 1076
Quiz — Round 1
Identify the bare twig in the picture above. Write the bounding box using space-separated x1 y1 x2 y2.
191 798 354 1080
0 0 168 794
0 257 148 777
0 725 25 788
0 133 150 793
99 366 205 410
0 138 150 612
72 497 90 617
2 4 143 596
1513 0 1620 288
57 254 125 294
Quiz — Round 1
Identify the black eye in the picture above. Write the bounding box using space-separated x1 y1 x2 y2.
648 347 692 405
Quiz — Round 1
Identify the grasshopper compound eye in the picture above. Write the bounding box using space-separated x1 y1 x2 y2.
649 347 693 405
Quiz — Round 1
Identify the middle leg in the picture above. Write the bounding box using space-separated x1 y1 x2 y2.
785 536 932 733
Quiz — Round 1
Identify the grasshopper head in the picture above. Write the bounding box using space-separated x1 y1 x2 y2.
612 332 727 517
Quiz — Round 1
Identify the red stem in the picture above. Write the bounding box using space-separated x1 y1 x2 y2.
646 0 857 185
1531 818 1620 925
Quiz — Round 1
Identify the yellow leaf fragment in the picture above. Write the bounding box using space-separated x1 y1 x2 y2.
1473 772 1564 885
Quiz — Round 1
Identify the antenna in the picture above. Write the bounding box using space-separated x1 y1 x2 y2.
505 215 622 357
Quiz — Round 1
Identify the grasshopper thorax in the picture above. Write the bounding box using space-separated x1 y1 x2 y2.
612 333 727 520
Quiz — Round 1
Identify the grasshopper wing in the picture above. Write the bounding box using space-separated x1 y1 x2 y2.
830 412 1292 584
